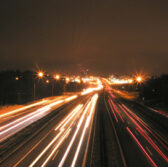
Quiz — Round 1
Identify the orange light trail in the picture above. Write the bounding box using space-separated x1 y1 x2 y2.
0 100 48 118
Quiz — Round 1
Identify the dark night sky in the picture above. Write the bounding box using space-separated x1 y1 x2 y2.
0 0 168 75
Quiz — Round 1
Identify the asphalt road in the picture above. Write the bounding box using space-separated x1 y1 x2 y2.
104 82 168 167
0 82 167 167
0 93 98 167
0 94 78 142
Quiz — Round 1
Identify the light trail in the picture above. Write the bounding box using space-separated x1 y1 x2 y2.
109 98 124 122
55 104 83 131
59 105 83 131
118 104 145 133
41 105 83 166
0 100 64 138
121 104 168 156
0 100 64 132
0 106 51 140
13 127 58 167
148 107 168 118
71 94 98 167
65 95 78 102
1 95 77 133
29 104 83 167
136 128 168 162
81 85 103 95
108 99 118 122
126 127 157 167
29 129 64 167
0 100 48 119
41 128 71 167
58 100 92 167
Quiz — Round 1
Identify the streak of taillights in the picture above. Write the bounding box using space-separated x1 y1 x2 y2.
109 98 124 122
118 104 145 133
148 107 168 117
121 104 168 154
121 104 168 150
108 99 118 122
126 127 157 167
136 127 168 162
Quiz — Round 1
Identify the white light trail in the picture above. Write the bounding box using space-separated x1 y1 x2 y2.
71 94 98 167
65 95 78 102
0 100 48 118
41 128 71 167
58 101 92 167
29 129 64 167
55 104 83 131
29 104 83 167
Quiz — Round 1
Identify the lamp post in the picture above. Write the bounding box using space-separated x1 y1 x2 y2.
33 71 44 100
52 74 60 96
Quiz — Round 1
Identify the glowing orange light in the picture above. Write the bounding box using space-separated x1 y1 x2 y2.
15 77 19 80
66 77 70 82
75 78 81 83
136 76 142 82
55 74 60 80
38 71 44 78
46 80 49 83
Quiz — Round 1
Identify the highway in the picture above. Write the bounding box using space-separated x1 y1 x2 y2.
0 94 78 142
0 93 99 167
103 81 168 167
0 86 102 142
0 81 168 167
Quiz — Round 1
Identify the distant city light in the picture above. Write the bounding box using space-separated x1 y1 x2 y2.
75 78 81 83
15 77 19 80
110 77 134 84
46 79 49 83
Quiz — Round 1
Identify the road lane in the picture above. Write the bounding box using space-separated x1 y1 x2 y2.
0 93 99 167
0 95 78 142
104 84 168 167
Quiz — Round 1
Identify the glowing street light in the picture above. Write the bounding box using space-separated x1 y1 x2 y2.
55 74 60 80
15 77 19 80
46 79 50 84
136 76 142 83
66 77 70 82
33 71 44 100
38 71 44 78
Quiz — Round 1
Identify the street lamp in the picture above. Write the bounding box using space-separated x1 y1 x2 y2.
136 76 142 83
46 79 50 84
15 76 19 80
38 71 44 78
66 77 70 83
34 71 44 100
55 74 60 80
